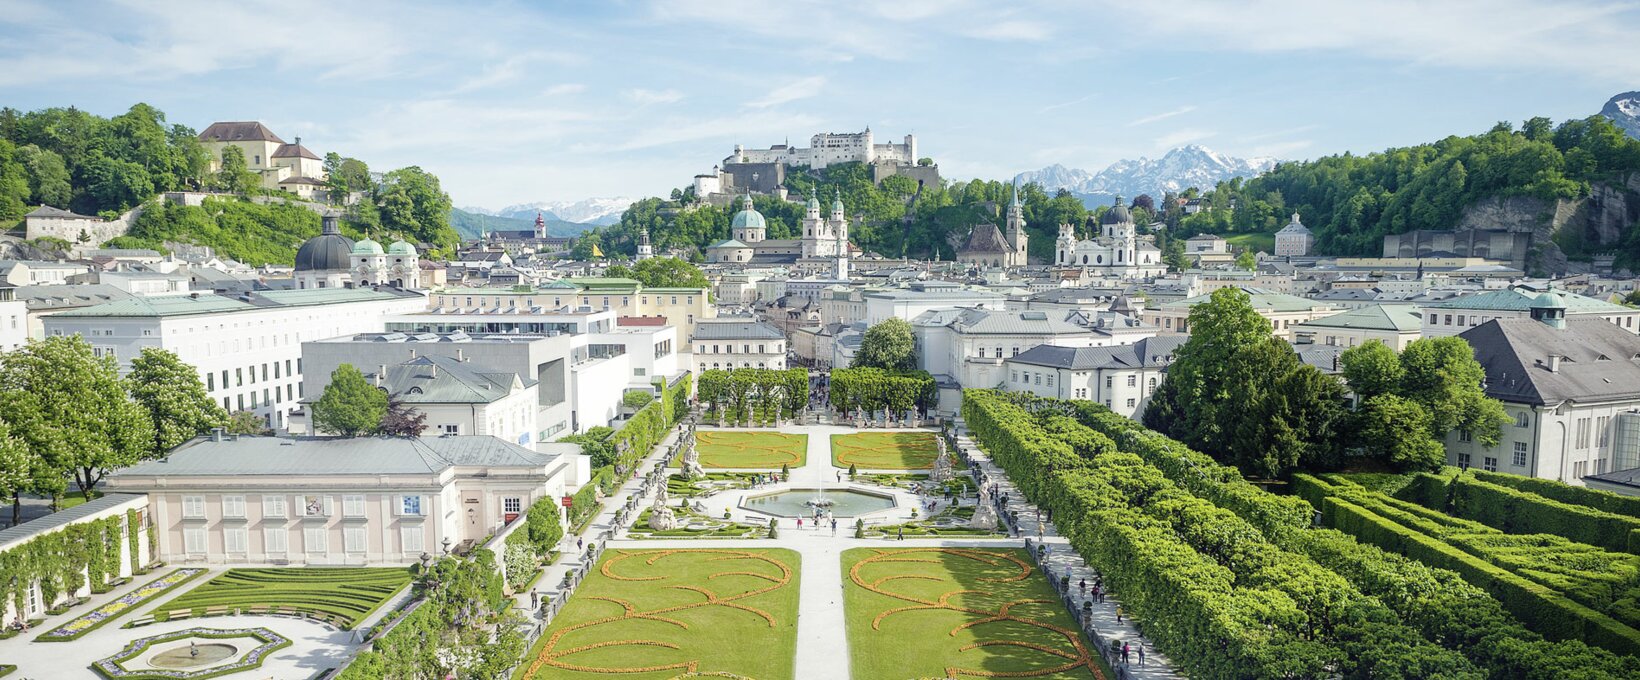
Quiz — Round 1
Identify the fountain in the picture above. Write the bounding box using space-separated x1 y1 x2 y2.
149 642 238 669
741 488 896 517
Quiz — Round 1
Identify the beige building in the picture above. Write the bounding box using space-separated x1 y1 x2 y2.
1291 304 1423 350
1145 286 1342 339
105 433 576 565
197 122 326 192
430 277 714 340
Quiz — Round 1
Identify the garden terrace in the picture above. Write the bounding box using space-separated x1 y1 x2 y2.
152 567 413 630
842 547 1111 679
831 431 949 470
687 430 808 469
517 548 800 679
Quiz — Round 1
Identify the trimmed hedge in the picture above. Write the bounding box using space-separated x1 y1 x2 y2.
1446 473 1640 554
1476 469 1640 519
157 568 412 630
1299 474 1640 658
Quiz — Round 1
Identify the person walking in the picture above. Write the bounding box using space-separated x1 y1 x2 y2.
797 518 804 531
897 526 904 541
1121 642 1130 665
1078 578 1086 596
1137 644 1146 666
1116 604 1124 622
576 537 584 552
831 518 838 536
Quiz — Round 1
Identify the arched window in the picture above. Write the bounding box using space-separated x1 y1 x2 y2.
1096 255 1103 264
1082 255 1088 264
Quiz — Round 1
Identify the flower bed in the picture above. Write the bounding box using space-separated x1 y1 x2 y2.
37 569 206 642
90 626 290 679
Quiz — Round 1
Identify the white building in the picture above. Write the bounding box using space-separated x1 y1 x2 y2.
863 282 1007 325
105 434 575 566
727 128 916 170
1054 199 1166 280
913 308 1157 391
1274 212 1314 257
0 260 91 286
42 288 426 429
0 285 25 352
691 319 786 372
1444 297 1640 485
296 355 539 445
1291 304 1423 351
1003 336 1187 419
1421 285 1640 337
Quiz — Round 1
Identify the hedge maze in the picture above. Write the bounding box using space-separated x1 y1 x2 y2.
691 431 807 469
156 567 412 629
519 549 800 679
843 548 1107 680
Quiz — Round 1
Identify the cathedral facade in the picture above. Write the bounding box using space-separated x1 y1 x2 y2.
1054 198 1166 280
957 185 1029 268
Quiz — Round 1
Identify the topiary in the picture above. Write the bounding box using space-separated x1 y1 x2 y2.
767 518 779 539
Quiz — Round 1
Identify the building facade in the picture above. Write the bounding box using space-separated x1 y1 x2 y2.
1053 199 1166 280
1273 212 1314 257
691 320 786 372
1002 336 1186 419
726 128 916 170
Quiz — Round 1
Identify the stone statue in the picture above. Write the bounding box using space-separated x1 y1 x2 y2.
970 490 999 531
681 439 705 479
648 486 677 531
929 446 953 484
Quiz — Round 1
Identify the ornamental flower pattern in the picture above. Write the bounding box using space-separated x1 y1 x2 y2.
40 568 205 641
93 626 290 679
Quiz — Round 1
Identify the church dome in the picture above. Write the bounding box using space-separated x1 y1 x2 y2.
831 190 845 214
806 196 821 211
351 237 384 256
731 196 766 232
388 240 417 256
295 215 355 271
1101 197 1132 225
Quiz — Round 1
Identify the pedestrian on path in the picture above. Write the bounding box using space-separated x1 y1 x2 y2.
577 537 584 552
1079 578 1086 596
798 518 804 531
1137 644 1146 666
831 518 838 536
1117 604 1124 622
531 590 539 610
1121 642 1130 665
897 527 904 541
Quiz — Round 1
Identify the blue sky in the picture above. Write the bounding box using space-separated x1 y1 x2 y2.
3 0 1638 208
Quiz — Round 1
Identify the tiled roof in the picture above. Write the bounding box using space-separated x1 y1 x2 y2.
1006 336 1187 370
197 121 285 143
112 435 571 477
272 142 320 160
25 205 99 220
1460 318 1640 406
690 320 783 340
960 223 1012 253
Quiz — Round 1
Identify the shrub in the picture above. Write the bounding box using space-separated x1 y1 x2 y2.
622 390 654 409
1445 472 1640 554
1475 469 1640 518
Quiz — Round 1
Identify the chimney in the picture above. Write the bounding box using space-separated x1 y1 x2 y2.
376 364 386 386
456 348 465 362
1547 355 1562 373
430 362 438 377
408 348 416 359
210 427 225 442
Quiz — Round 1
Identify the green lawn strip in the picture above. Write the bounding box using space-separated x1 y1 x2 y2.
0 664 14 677
831 431 956 470
689 431 808 469
37 568 207 641
154 567 412 630
842 547 1111 680
516 548 800 680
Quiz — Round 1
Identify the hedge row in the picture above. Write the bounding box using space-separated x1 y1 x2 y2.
1062 398 1640 678
1445 473 1640 554
964 390 1478 679
1476 469 1640 519
1297 474 1640 658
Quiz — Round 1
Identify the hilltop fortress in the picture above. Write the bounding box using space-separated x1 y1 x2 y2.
694 127 940 203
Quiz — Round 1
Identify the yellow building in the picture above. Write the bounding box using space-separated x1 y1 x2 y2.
197 122 325 192
428 278 715 339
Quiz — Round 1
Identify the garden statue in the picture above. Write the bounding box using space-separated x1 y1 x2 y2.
970 489 1000 531
648 486 677 531
929 446 954 484
681 439 705 479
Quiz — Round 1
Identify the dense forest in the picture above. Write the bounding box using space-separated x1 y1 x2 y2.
1175 115 1640 264
0 103 457 265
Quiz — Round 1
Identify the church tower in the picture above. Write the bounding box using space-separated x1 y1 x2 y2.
534 212 547 239
636 228 654 261
1006 182 1028 266
1056 224 1076 265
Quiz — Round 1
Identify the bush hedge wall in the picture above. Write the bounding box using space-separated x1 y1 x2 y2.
1446 473 1640 554
1475 469 1640 519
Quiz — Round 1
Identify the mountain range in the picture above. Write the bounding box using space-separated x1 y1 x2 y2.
461 197 634 226
1016 145 1277 208
1601 91 1640 140
447 207 591 240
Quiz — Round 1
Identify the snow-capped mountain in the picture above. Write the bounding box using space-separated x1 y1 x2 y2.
1016 145 1277 207
477 198 634 226
1600 91 1640 140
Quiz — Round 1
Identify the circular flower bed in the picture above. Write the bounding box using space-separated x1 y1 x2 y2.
91 627 290 679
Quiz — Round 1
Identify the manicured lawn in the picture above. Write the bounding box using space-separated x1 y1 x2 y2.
833 431 955 470
154 567 412 629
689 431 807 469
1225 232 1275 253
842 548 1111 680
518 548 800 679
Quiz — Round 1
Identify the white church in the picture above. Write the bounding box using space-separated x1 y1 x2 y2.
1054 198 1166 281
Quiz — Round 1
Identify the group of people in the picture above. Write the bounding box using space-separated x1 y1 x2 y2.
793 515 840 536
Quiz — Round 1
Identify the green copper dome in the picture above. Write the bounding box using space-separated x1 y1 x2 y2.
731 196 766 232
387 240 417 256
351 238 384 255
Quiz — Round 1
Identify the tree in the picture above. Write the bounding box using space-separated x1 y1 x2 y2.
1398 337 1506 445
605 257 709 289
852 318 917 371
1339 340 1404 400
311 364 387 437
225 410 270 435
17 144 71 207
380 397 428 437
1235 249 1257 270
127 347 228 453
0 415 29 523
1355 395 1446 471
323 153 372 204
374 166 456 248
214 145 258 195
1624 290 1640 307
0 336 154 501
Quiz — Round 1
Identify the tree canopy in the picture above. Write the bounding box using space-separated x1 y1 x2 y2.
127 347 229 453
605 257 709 289
311 364 388 437
0 103 210 219
852 318 918 372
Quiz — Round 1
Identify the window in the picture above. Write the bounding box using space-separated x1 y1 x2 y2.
344 526 367 553
441 424 460 435
343 495 366 518
1573 460 1588 479
300 495 331 517
401 526 424 553
222 495 246 518
1045 375 1054 387
305 527 327 554
1597 416 1611 448
1458 430 1472 443
1148 377 1157 389
400 495 423 516
236 368 243 387
1034 374 1041 385
264 528 288 553
1075 388 1087 398
1126 375 1136 387
1457 452 1471 467
1514 411 1530 428
1012 347 1020 357
207 373 215 391
182 495 206 518
1126 398 1136 408
1513 442 1528 467
263 495 286 518
1105 376 1112 389
504 497 522 514
184 526 207 554
1575 417 1591 449
1010 371 1018 382
1483 456 1498 472
224 526 248 553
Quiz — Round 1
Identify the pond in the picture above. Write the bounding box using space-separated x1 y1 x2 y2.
740 488 897 517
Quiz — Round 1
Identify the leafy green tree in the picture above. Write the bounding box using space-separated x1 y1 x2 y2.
0 139 29 220
127 347 228 453
17 144 71 208
375 166 456 248
322 153 372 204
0 415 30 523
1339 340 1404 400
1398 336 1506 446
0 336 155 501
1355 395 1446 471
852 318 918 371
225 410 270 435
1624 290 1640 307
215 145 258 195
311 364 387 437
605 257 709 288
1235 249 1257 270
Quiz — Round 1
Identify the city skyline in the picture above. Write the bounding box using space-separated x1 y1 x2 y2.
3 0 1638 207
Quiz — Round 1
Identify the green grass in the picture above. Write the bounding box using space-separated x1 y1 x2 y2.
842 548 1112 680
688 431 807 469
0 663 14 677
517 548 800 679
155 567 412 630
1224 232 1275 253
832 431 958 470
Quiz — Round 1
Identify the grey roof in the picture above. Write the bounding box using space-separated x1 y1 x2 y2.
1006 336 1187 370
1460 318 1640 406
13 283 134 311
1584 466 1640 490
1294 304 1422 332
112 435 571 478
960 223 1012 254
373 355 531 404
1293 344 1347 374
1428 286 1628 313
198 121 285 143
1029 287 1129 304
295 218 354 272
947 308 1098 335
690 319 784 341
25 205 99 220
0 493 146 549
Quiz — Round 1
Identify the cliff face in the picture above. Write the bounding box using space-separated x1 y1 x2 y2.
1450 174 1640 275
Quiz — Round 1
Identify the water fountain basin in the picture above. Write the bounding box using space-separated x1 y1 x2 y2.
739 488 897 517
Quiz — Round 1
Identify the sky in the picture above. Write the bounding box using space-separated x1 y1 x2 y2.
3 0 1639 209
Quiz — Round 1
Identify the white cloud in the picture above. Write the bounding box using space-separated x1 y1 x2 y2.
1154 128 1216 148
1039 94 1096 113
449 52 577 94
1128 106 1197 127
542 83 587 97
746 76 826 108
624 88 685 105
598 111 823 153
